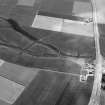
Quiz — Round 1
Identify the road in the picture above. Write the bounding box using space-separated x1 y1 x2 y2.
88 0 104 105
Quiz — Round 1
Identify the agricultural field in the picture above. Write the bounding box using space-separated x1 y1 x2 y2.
0 0 105 105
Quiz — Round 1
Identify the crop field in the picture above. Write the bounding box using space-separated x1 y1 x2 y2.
0 0 105 105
